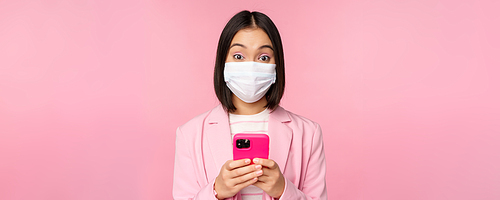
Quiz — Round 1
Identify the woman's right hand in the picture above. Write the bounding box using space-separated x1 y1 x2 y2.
214 159 263 199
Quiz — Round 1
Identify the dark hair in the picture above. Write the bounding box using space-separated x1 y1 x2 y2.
214 10 285 113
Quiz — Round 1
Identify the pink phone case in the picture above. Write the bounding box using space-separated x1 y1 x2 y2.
233 133 269 163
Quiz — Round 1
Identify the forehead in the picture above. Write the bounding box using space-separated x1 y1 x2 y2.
230 28 272 47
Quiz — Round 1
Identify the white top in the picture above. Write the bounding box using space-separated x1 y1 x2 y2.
229 108 270 200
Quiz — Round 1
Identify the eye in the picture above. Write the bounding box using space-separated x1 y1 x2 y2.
258 55 270 62
233 53 244 60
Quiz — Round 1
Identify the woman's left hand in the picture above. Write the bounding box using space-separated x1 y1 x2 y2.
252 158 285 198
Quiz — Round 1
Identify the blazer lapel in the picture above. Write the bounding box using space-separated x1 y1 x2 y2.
205 105 293 175
206 105 233 173
268 106 292 172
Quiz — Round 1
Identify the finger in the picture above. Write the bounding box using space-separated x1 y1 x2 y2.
252 179 268 191
234 174 260 189
256 173 271 183
226 159 251 170
230 164 262 178
231 168 263 186
253 158 279 170
258 169 271 178
253 179 264 187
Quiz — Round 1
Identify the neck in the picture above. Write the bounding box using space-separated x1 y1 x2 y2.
231 95 268 115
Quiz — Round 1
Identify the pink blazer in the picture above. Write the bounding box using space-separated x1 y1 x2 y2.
173 104 327 199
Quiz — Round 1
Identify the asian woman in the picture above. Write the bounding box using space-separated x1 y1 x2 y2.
173 10 327 200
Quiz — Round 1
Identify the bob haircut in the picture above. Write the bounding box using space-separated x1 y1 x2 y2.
214 10 285 113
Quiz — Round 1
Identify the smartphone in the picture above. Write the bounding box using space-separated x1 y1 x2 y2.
233 133 269 164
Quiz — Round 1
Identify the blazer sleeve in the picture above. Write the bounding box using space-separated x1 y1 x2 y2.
172 127 219 200
278 123 327 200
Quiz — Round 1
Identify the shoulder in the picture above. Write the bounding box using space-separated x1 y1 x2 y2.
179 105 222 129
177 105 222 134
276 107 324 157
274 106 321 130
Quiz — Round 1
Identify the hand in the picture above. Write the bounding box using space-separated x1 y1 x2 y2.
252 158 285 198
214 159 263 199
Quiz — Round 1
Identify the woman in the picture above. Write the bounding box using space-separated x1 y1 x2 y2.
173 10 327 200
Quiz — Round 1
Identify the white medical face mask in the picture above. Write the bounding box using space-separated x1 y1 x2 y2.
224 62 276 103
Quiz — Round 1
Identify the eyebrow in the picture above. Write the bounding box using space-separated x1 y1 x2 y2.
230 43 274 51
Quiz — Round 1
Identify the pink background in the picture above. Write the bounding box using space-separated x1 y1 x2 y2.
1 0 499 199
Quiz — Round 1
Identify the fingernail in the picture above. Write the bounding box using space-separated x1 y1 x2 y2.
245 159 250 164
256 170 263 175
253 158 259 163
255 165 262 169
